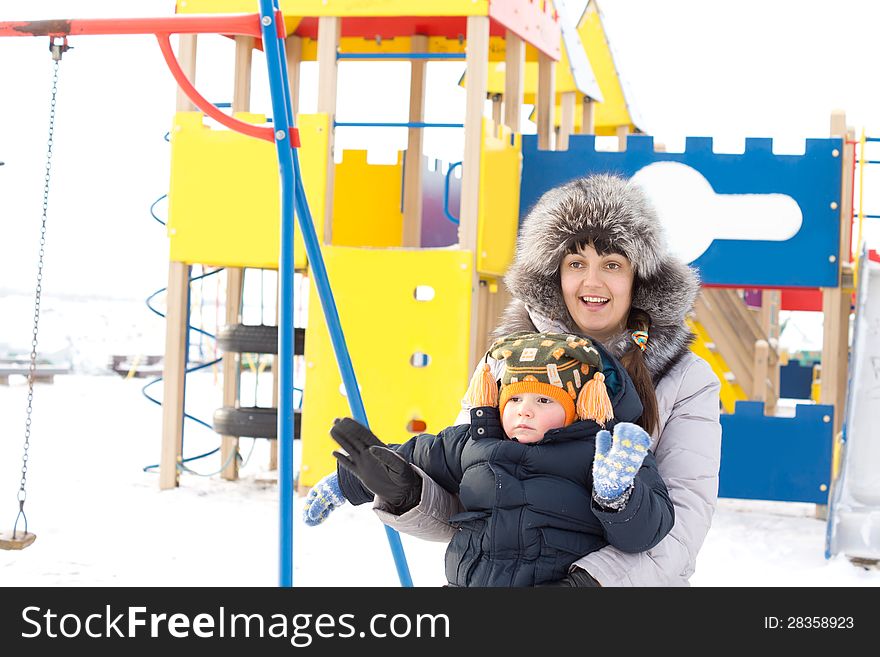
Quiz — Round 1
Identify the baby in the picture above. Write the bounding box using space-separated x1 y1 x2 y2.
306 331 674 587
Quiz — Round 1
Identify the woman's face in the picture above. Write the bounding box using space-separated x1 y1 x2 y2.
560 243 634 342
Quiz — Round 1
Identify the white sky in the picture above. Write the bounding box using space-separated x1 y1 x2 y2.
2 0 880 303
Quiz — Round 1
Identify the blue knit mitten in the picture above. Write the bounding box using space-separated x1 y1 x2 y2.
303 472 346 526
592 422 652 503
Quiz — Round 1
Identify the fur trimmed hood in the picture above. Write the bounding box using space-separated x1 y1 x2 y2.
498 174 701 381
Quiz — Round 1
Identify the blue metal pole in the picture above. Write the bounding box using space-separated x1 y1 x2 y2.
258 0 413 587
258 0 297 588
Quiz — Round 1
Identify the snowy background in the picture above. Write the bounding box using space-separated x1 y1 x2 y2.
0 373 877 587
1 0 880 586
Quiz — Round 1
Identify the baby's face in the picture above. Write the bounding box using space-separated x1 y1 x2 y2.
501 393 568 444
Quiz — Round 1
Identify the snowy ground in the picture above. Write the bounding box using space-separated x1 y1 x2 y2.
1 373 877 588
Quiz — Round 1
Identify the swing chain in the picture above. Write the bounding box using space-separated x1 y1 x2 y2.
14 57 62 537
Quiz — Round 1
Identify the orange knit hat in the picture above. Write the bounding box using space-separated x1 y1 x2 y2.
464 331 615 427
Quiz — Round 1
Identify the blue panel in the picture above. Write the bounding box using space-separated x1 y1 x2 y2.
779 360 817 400
520 134 842 288
718 401 833 504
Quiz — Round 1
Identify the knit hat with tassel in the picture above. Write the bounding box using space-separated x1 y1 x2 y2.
465 331 616 428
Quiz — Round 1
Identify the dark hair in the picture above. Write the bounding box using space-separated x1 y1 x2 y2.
621 307 659 436
562 238 660 435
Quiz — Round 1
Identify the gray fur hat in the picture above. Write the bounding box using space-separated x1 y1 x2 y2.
500 174 701 380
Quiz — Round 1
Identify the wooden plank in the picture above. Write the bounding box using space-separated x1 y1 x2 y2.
402 34 427 248
752 339 770 403
491 96 502 133
694 292 753 391
160 36 199 489
269 275 280 472
317 17 341 244
557 91 576 151
761 289 782 407
175 35 197 112
285 36 302 117
219 38 255 482
616 123 629 151
159 261 191 490
232 36 253 113
821 113 854 438
536 51 555 150
580 98 595 135
503 30 524 132
220 268 244 481
460 15 489 371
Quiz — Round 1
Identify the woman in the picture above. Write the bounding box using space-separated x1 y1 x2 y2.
362 173 722 587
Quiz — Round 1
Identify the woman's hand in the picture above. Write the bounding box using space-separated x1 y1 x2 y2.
330 417 422 514
538 567 601 587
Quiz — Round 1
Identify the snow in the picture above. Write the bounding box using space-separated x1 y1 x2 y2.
1 372 877 587
1 0 880 588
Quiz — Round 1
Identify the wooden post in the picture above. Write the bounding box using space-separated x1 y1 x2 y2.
159 34 198 490
536 51 555 150
820 112 854 439
616 124 630 151
317 17 340 244
402 34 427 248
503 30 524 132
159 262 191 490
285 36 302 117
269 276 280 472
220 270 244 480
752 339 770 404
218 36 255 481
491 95 502 134
175 34 197 111
279 37 301 473
459 16 489 371
557 91 576 151
580 97 595 135
761 289 782 407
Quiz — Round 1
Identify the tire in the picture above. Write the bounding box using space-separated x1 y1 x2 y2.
216 324 305 355
212 406 301 440
217 324 277 355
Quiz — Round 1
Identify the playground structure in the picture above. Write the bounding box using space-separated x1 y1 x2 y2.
2 0 878 574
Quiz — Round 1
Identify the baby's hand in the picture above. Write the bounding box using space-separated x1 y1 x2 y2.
592 422 652 502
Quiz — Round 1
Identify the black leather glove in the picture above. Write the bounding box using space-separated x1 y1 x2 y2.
330 417 422 515
538 567 601 587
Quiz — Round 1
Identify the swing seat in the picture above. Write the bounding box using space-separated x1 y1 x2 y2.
0 530 36 550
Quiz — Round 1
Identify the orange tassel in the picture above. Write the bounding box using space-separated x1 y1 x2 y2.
577 371 614 427
464 362 498 408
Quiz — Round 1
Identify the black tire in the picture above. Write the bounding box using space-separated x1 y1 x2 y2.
212 406 301 440
217 324 277 355
216 324 305 355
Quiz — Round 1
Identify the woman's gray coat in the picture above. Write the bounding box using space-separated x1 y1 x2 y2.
374 174 723 586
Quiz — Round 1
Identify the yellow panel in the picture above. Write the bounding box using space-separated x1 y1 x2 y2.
177 0 488 17
300 247 474 487
166 112 329 270
578 4 632 134
332 150 404 247
477 119 521 277
295 113 331 269
168 112 279 269
687 318 747 415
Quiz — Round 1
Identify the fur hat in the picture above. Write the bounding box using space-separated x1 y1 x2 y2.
501 174 701 380
465 331 615 427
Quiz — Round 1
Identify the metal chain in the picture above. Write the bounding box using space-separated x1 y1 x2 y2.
14 56 62 538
